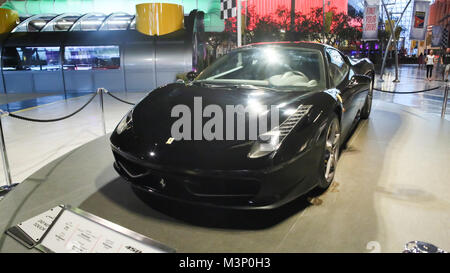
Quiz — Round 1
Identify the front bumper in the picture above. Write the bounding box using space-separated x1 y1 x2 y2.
111 144 321 210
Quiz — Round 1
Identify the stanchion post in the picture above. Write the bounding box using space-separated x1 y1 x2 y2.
442 84 448 118
98 88 106 135
0 111 13 189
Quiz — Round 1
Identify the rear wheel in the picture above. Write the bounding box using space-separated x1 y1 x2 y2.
361 77 373 119
318 115 340 189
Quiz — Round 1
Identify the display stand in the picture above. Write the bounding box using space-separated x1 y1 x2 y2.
6 205 175 253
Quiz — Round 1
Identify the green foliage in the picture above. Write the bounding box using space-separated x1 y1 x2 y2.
249 16 282 42
210 5 363 50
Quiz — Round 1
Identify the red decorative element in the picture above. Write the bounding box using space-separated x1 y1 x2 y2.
428 0 449 28
245 0 348 17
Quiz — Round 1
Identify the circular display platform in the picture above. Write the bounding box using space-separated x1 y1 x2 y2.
0 100 449 253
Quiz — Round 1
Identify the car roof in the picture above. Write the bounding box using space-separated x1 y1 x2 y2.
242 41 329 50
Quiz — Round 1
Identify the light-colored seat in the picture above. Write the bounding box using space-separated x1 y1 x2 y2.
269 71 318 87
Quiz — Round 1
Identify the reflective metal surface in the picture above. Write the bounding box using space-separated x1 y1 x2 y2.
324 118 340 183
13 12 136 33
12 14 57 32
403 241 446 253
0 29 192 94
110 42 374 209
40 13 81 32
442 84 448 118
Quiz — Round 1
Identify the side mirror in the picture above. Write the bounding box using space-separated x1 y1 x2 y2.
186 71 198 82
348 74 370 87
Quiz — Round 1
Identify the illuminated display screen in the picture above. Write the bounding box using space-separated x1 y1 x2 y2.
2 47 60 71
63 46 120 71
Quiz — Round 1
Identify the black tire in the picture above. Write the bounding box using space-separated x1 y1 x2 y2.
361 77 373 119
317 115 340 189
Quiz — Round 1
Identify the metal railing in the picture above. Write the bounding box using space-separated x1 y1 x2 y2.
0 88 136 196
373 83 449 118
442 84 449 118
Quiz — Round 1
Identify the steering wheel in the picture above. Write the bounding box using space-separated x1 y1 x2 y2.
288 70 308 79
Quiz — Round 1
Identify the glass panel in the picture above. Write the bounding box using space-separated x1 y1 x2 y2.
385 0 414 53
326 48 349 86
2 47 21 71
63 46 120 71
52 15 79 31
36 47 61 71
2 47 60 71
129 17 136 30
27 16 55 32
102 15 133 30
197 47 326 91
71 15 106 31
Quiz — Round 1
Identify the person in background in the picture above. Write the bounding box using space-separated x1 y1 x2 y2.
418 52 424 69
425 49 436 81
443 48 450 82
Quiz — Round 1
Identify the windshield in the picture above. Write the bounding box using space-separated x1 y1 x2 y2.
196 46 326 91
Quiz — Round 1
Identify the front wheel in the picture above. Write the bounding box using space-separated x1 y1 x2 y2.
361 78 373 119
318 115 340 189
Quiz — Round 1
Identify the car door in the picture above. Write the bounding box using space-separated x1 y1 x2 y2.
325 47 358 137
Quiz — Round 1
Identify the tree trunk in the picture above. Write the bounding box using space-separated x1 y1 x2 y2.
290 0 295 32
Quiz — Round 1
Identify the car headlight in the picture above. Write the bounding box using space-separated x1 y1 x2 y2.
248 130 281 158
247 104 312 159
116 110 133 135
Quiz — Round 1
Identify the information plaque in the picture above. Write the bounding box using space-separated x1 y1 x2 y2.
6 206 63 248
7 205 175 253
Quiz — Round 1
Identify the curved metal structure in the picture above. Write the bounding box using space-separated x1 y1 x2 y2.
97 13 117 31
128 16 136 30
0 10 209 95
98 12 133 31
40 13 81 32
67 12 105 32
11 13 57 32
0 13 196 95
12 12 136 32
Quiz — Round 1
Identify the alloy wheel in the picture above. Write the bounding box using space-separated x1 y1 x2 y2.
367 79 373 113
324 119 340 183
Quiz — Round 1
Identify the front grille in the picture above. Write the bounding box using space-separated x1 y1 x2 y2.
184 177 259 197
113 152 149 178
113 151 261 203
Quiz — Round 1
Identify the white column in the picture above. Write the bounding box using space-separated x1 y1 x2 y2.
237 0 242 47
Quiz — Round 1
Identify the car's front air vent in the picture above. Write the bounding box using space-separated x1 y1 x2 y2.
278 105 312 139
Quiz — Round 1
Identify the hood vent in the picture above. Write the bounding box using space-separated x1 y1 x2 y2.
277 105 312 140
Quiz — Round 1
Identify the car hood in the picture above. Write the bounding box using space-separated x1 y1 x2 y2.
111 83 316 170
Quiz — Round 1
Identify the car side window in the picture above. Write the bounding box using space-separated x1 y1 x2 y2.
326 48 349 87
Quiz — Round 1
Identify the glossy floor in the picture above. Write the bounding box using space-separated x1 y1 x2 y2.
0 92 146 186
374 64 448 119
0 93 448 253
0 65 448 252
0 65 448 187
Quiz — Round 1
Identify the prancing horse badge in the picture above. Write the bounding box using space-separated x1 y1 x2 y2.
166 137 174 144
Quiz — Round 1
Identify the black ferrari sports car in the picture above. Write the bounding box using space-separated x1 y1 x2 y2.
111 42 374 209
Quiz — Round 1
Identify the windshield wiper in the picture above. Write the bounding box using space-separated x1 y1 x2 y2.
232 84 281 92
192 81 235 88
193 81 287 92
